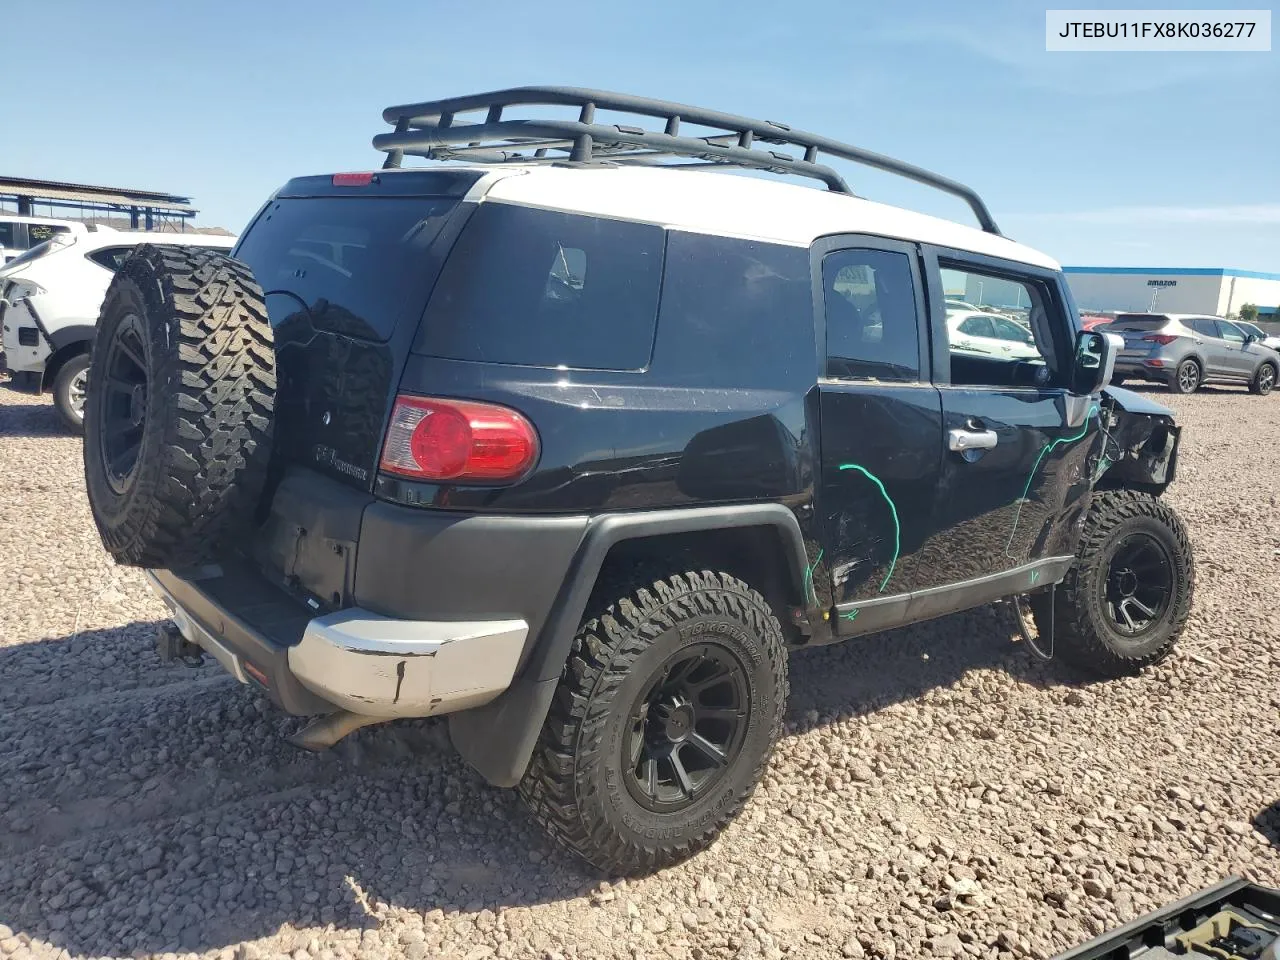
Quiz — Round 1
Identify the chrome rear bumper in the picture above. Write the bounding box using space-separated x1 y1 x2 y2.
145 570 527 719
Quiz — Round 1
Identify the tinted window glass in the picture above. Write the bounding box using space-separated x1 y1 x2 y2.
1111 314 1169 331
87 246 135 271
27 224 68 247
0 223 15 249
992 316 1035 343
655 232 810 387
959 315 995 337
1187 318 1216 337
823 249 920 381
1217 319 1246 342
235 196 459 342
940 264 1063 386
419 203 664 370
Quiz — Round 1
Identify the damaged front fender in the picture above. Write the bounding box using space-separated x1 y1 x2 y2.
1093 385 1181 493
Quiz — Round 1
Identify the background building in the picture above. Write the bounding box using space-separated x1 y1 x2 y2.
1064 267 1280 319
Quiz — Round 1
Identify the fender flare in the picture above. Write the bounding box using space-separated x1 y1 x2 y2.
47 323 96 353
449 503 811 788
40 327 95 388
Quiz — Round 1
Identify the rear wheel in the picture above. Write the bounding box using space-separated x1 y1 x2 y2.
520 570 788 874
83 245 275 568
51 352 90 432
1040 490 1193 677
1170 359 1201 394
1250 362 1276 396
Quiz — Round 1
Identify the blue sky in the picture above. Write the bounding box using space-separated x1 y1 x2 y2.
3 0 1276 269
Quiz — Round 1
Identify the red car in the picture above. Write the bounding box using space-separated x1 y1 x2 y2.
1081 315 1113 331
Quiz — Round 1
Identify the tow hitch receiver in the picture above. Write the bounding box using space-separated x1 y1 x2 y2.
156 620 205 667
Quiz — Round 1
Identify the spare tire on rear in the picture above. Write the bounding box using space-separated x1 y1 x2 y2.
83 244 275 569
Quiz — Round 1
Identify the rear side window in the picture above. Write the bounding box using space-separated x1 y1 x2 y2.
418 203 664 370
87 246 135 271
235 196 458 342
27 224 69 247
653 232 811 387
823 249 921 381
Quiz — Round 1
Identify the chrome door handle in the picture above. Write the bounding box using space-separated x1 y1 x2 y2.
948 428 998 452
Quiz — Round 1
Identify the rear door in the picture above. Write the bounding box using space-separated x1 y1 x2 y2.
1184 317 1226 375
231 170 481 492
813 236 943 630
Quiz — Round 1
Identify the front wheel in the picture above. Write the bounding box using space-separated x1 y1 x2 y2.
52 352 90 432
520 570 788 874
1039 490 1194 678
1250 362 1276 396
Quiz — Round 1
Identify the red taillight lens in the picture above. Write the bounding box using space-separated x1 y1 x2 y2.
1142 334 1178 345
379 396 539 483
332 172 377 186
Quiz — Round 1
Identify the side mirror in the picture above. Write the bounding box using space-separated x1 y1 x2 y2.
1243 334 1257 346
1071 330 1118 395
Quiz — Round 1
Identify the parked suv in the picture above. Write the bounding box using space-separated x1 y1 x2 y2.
81 88 1194 874
0 214 85 264
0 228 235 429
1110 312 1279 395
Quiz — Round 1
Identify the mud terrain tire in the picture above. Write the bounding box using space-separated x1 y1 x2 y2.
520 570 788 875
83 245 274 568
1040 490 1193 677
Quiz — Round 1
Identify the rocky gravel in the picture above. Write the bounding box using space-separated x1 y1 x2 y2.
2 381 1280 960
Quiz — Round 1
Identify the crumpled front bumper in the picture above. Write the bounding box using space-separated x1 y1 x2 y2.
145 568 528 719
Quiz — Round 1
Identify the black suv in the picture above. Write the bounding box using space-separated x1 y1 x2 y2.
82 88 1194 874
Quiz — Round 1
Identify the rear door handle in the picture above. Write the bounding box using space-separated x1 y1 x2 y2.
948 428 998 452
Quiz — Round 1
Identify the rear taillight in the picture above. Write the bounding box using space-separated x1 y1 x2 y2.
332 172 377 186
379 395 539 483
1142 334 1178 345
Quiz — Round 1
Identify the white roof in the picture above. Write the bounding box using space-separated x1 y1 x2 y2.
0 213 88 228
466 165 1059 271
77 230 236 250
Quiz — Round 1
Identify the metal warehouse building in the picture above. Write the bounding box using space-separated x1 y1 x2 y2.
1064 267 1280 318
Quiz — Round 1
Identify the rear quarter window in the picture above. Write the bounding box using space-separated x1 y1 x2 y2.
417 203 664 371
652 232 811 387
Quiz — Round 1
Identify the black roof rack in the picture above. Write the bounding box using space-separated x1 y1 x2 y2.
375 86 1002 236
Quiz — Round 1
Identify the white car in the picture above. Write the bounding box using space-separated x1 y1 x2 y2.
0 215 94 265
1 230 237 429
1236 320 1280 352
947 309 1042 360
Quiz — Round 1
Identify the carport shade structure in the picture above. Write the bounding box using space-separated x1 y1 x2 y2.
0 176 197 230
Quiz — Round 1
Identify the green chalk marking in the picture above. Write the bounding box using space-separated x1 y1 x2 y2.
841 609 860 622
1004 405 1099 559
802 547 824 604
838 463 901 593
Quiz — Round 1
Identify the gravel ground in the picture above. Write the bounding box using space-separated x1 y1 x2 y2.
2 380 1279 960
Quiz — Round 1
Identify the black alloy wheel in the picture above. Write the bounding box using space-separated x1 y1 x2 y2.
98 312 151 494
1104 532 1173 637
624 642 750 812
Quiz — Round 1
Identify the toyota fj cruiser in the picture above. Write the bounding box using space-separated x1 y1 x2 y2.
82 87 1194 874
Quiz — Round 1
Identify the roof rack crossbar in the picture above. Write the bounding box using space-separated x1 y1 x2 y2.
375 86 1002 235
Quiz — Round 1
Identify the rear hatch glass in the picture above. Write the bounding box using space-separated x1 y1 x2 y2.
232 193 463 493
234 196 457 343
1111 315 1169 332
